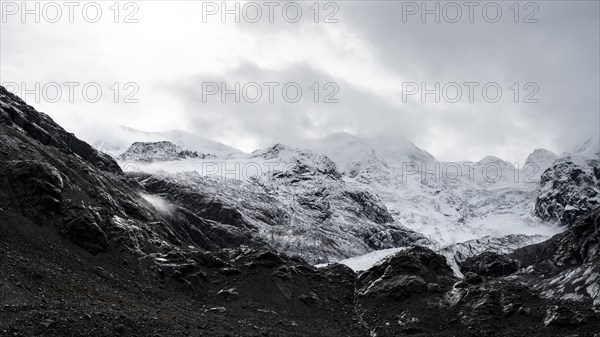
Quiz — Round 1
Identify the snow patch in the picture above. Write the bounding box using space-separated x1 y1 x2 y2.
335 247 409 272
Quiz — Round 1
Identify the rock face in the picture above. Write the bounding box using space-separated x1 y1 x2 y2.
511 206 600 306
460 252 520 277
440 234 549 276
118 141 204 162
131 161 427 264
535 156 600 226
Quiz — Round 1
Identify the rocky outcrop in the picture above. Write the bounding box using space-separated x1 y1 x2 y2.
535 153 600 226
460 251 520 277
0 88 120 173
355 245 600 337
441 234 549 276
342 190 394 224
511 207 600 306
118 141 204 162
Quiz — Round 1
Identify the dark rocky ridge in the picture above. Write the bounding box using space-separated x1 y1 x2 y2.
1 86 599 336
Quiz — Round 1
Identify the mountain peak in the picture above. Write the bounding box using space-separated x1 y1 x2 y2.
573 137 600 159
92 126 244 158
321 131 360 143
525 148 558 168
477 155 508 165
118 141 202 162
249 143 299 160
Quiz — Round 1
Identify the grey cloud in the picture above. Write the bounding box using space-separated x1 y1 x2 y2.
337 1 599 154
1 0 597 162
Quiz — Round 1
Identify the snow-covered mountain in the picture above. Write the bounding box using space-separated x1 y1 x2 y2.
306 135 559 247
109 132 587 267
573 136 600 159
131 143 429 263
93 126 244 158
306 132 390 183
525 148 559 177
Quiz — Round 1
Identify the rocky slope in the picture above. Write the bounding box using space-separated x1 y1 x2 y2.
0 85 366 336
1 85 599 337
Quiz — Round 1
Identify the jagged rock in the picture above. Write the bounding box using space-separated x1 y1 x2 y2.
460 252 520 277
511 207 600 307
321 263 356 285
463 272 483 284
544 306 587 327
441 234 548 277
535 156 600 226
0 87 121 173
271 265 293 281
356 246 457 300
60 205 109 254
1 160 64 218
342 190 394 224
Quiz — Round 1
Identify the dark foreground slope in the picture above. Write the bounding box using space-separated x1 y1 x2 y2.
0 86 367 336
1 86 599 337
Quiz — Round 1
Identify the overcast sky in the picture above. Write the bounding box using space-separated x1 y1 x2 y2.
1 0 598 162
